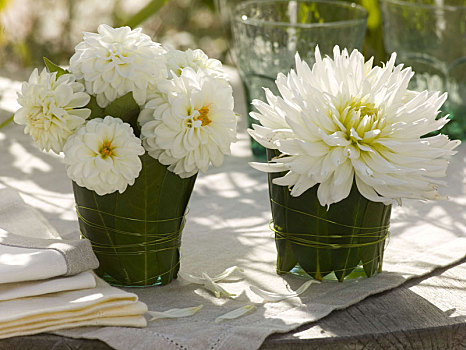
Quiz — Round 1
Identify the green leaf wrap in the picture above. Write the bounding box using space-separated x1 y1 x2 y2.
73 154 197 287
267 149 391 282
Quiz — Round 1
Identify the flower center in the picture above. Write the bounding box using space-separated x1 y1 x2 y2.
339 99 384 143
197 106 212 126
185 106 212 128
28 102 55 130
350 100 378 118
99 140 115 159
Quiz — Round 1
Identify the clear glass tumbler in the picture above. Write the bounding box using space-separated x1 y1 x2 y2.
231 0 368 158
380 0 466 140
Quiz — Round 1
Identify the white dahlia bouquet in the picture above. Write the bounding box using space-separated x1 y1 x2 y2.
13 24 237 287
249 46 460 282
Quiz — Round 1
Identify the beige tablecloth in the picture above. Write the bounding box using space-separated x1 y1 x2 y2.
1 70 465 350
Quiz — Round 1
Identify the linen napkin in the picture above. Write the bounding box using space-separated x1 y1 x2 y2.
0 187 149 339
0 188 99 283
0 276 148 339
0 271 96 301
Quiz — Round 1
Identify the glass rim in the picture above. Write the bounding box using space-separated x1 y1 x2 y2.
233 0 368 28
379 0 466 10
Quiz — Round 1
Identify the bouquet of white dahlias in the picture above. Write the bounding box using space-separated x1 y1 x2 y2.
249 46 460 282
15 24 237 196
13 24 237 286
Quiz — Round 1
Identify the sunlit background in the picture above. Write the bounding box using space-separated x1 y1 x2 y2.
0 0 386 71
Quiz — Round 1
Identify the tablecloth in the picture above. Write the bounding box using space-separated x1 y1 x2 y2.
0 69 465 350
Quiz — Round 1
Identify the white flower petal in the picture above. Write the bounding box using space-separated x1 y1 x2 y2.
290 175 317 197
249 162 288 173
272 171 300 187
249 280 318 302
201 273 237 299
179 266 243 284
215 305 257 323
147 305 203 321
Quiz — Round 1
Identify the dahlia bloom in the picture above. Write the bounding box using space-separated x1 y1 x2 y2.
70 24 166 108
249 46 460 207
14 68 91 154
145 48 227 103
164 48 226 79
63 116 145 195
139 68 237 178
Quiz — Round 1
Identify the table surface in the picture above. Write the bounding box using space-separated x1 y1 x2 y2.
0 257 465 350
0 68 465 350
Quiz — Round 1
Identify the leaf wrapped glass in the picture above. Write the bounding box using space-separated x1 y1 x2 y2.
73 155 197 287
249 47 459 282
267 149 391 282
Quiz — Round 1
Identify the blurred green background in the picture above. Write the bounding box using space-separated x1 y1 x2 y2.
0 0 386 71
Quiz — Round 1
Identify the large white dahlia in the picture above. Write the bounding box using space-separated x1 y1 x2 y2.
70 24 166 108
249 46 460 207
14 68 91 154
63 116 145 196
139 67 237 178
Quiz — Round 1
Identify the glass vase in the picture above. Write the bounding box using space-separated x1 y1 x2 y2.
267 150 391 282
72 154 197 287
380 0 466 140
231 0 368 159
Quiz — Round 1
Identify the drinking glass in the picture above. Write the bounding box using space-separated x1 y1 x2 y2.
231 0 368 158
380 0 466 139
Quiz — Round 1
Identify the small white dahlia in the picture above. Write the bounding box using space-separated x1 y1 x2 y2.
249 46 460 207
145 48 227 102
139 67 237 178
164 48 226 79
63 116 145 196
14 68 91 154
70 24 167 108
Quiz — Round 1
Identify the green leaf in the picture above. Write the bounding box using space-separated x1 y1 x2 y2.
275 238 298 274
359 202 391 277
43 57 69 77
85 96 106 120
124 0 170 28
330 185 367 282
103 92 141 136
72 182 129 283
287 186 332 281
267 149 297 274
73 155 197 286
0 115 13 130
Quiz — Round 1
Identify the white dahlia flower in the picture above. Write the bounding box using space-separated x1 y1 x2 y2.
70 24 167 108
145 48 227 102
14 68 91 154
249 46 460 207
139 68 237 178
165 48 225 79
63 116 145 196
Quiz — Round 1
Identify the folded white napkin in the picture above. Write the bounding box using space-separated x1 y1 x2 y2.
0 188 99 283
0 271 96 301
0 276 147 339
0 188 148 339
